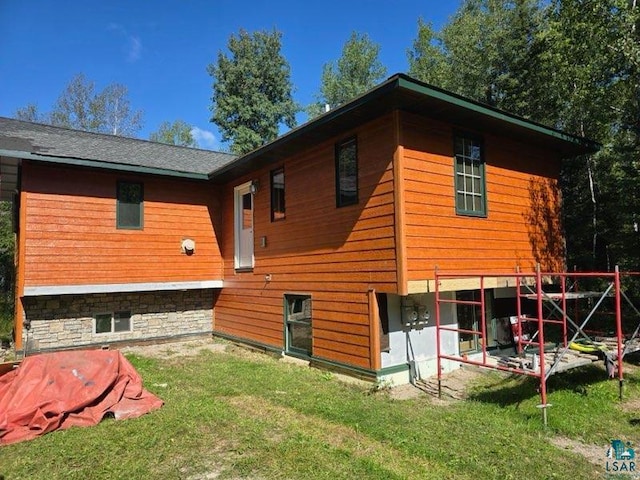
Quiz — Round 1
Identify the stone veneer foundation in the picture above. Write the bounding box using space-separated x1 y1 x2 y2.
22 289 214 352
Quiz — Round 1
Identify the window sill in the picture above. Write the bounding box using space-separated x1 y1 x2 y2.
235 267 254 273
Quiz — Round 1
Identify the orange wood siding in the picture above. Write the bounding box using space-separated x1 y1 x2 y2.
20 161 223 287
402 112 563 280
214 115 398 370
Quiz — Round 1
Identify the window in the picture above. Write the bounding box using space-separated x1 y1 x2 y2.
456 290 494 353
335 138 358 207
117 181 143 229
454 134 486 216
271 167 285 221
284 294 312 356
95 311 131 334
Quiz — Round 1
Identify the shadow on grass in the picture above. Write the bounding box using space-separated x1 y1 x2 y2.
468 364 611 407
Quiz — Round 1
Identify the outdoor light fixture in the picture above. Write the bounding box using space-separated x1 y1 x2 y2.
250 180 259 194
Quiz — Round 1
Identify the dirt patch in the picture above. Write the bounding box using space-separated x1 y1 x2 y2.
620 395 640 413
388 365 494 402
120 337 228 359
549 436 608 469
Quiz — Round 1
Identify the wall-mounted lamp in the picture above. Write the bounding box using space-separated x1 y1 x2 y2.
250 180 259 194
181 238 195 256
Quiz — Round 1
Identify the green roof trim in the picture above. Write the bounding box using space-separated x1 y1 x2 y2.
211 73 599 182
0 148 210 180
209 76 399 180
395 74 599 151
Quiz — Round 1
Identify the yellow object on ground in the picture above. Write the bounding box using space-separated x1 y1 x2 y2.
568 339 608 353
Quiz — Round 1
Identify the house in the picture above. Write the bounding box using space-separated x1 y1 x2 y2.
0 74 597 384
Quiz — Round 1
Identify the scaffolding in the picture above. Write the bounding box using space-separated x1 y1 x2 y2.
434 267 640 425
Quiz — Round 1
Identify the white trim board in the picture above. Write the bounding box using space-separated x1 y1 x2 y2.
23 280 224 297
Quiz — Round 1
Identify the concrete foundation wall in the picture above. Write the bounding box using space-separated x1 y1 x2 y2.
380 292 460 385
22 289 214 351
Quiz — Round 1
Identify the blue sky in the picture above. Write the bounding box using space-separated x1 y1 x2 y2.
0 1 460 151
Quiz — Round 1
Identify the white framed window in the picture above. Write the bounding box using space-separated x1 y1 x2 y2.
94 311 132 334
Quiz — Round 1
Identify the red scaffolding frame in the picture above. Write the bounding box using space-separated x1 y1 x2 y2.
434 267 640 425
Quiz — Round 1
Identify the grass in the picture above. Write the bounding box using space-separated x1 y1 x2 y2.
3 344 640 479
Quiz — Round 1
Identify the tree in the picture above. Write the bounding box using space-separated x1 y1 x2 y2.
407 19 447 87
150 120 197 147
14 103 44 123
0 201 14 341
208 29 297 155
538 0 637 273
16 73 143 136
100 83 143 136
49 73 100 131
309 32 387 117
417 0 546 118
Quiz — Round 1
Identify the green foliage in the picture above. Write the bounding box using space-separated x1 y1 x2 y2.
14 103 43 123
15 73 143 136
539 0 639 272
407 19 447 86
0 201 14 342
309 32 387 118
208 29 297 155
410 0 546 118
149 120 197 147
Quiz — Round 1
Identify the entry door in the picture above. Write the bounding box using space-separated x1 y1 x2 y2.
234 182 254 269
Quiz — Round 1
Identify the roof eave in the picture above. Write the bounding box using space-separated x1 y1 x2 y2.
208 75 402 181
0 149 210 180
209 73 599 182
395 74 600 156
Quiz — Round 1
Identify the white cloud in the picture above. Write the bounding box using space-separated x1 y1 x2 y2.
107 23 142 63
128 36 142 63
191 127 218 150
107 23 125 34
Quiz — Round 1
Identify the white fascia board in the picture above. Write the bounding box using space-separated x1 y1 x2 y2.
23 280 224 297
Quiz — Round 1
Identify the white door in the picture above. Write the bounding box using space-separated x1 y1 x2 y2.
234 182 254 269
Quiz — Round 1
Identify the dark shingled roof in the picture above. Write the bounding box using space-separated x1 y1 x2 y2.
0 117 237 176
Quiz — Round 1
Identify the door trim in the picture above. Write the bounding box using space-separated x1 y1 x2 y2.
233 181 254 270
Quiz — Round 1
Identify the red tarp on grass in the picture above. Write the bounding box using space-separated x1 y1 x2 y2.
0 350 163 445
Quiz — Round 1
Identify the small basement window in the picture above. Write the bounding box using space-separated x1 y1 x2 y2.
117 181 144 229
95 311 132 334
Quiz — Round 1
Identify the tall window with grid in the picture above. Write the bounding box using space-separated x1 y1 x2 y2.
454 134 486 216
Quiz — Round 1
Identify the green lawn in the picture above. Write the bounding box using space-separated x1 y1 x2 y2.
2 343 640 479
